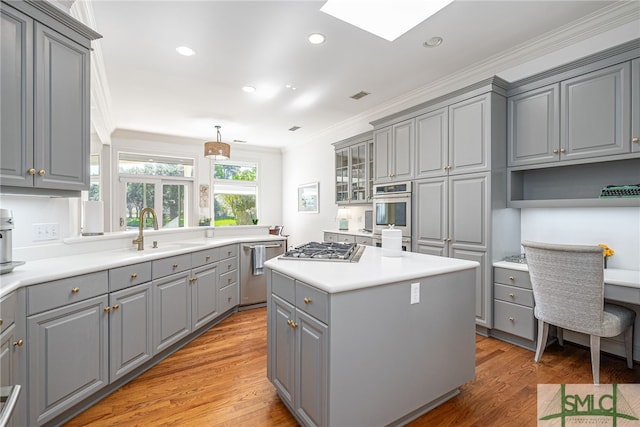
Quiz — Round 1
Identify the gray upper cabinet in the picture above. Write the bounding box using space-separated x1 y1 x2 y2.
0 0 100 195
449 94 492 175
333 132 373 204
631 58 639 153
415 107 448 179
507 84 560 167
561 62 631 161
374 118 414 183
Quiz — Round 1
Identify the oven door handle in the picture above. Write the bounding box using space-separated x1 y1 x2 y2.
0 385 21 427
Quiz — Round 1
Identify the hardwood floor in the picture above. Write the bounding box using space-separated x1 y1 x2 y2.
66 308 639 426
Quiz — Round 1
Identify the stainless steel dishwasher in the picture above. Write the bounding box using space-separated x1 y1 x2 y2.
239 240 285 308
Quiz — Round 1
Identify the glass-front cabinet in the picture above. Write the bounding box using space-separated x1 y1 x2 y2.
332 132 374 205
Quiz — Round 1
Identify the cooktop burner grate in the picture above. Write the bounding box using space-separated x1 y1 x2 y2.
280 241 364 262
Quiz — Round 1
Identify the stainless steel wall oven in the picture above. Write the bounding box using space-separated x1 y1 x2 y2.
372 181 412 238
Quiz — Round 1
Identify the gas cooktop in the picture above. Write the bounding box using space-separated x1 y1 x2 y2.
279 241 365 262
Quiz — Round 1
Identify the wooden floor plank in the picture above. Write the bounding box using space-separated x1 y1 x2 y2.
65 307 639 426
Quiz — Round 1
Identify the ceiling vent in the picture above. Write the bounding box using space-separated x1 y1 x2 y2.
289 126 301 131
350 91 370 100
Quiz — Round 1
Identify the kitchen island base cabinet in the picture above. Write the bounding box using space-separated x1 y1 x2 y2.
267 267 476 427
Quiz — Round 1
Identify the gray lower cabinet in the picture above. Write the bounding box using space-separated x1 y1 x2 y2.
27 293 109 425
0 0 100 194
109 282 153 381
269 271 328 427
323 232 372 246
414 172 496 328
632 58 640 153
191 264 218 330
153 271 192 353
492 267 536 348
1 290 25 427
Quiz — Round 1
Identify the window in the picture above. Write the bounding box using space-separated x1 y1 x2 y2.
118 153 193 230
85 154 100 201
213 161 258 226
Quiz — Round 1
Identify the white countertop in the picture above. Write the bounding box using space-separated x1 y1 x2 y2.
265 245 479 294
0 235 285 298
493 261 640 289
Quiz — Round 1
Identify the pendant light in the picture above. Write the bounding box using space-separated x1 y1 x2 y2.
204 125 230 160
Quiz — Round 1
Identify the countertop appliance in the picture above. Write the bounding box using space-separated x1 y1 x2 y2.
372 181 412 237
0 209 25 275
240 240 285 308
279 241 365 262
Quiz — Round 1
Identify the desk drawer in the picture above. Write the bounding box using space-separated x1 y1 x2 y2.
296 281 329 324
494 267 531 289
27 271 108 315
605 284 640 305
110 262 152 292
494 283 534 308
493 300 535 341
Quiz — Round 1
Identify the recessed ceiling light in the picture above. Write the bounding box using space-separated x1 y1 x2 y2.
289 126 301 131
175 46 195 56
285 84 297 91
320 0 454 42
308 33 326 45
242 86 256 93
423 36 444 48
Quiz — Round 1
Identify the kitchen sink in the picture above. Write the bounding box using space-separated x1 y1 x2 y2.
127 241 205 253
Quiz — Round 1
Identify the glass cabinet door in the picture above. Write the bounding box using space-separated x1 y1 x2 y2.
350 144 366 202
335 149 349 203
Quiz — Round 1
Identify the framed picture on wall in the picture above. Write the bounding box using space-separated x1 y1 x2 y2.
298 182 319 213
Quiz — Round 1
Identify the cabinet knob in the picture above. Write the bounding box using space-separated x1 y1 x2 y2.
508 276 514 281
228 297 232 303
71 287 80 294
205 255 211 261
112 304 120 310
0 319 3 326
508 293 515 299
633 137 639 143
553 149 559 154
104 306 111 313
189 277 197 282
508 317 514 322
38 169 46 176
13 339 24 347
560 148 566 153
172 263 179 269
304 297 311 304
27 168 36 175
228 278 232 284
131 273 138 279
228 263 232 270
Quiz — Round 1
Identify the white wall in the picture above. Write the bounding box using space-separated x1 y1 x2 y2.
521 207 640 270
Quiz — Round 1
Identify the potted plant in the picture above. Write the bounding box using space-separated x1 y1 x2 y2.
199 217 211 226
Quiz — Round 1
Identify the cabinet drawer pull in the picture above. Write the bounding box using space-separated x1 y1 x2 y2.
189 277 197 282
0 319 3 326
112 304 120 310
205 255 211 261
228 278 232 284
508 317 514 322
27 168 36 175
131 273 138 279
508 293 515 298
71 287 80 294
104 306 111 313
508 276 514 281
553 149 559 154
304 297 312 304
227 251 232 256
228 297 232 303
560 148 566 153
13 339 23 347
172 263 179 269
228 263 232 270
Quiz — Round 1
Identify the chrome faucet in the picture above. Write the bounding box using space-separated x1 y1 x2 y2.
132 207 158 250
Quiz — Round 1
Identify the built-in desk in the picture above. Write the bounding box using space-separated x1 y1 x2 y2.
491 262 640 360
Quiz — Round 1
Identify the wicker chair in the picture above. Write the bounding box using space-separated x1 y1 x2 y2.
521 240 635 384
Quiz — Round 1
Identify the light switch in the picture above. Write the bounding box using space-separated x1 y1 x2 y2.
411 282 420 304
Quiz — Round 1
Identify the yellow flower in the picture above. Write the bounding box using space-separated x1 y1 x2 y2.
598 243 615 258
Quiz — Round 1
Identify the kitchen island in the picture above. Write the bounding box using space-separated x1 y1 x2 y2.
265 246 479 427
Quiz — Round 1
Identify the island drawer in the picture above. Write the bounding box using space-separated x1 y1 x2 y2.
494 268 531 289
109 262 152 292
0 292 16 333
152 254 192 279
219 269 237 288
219 257 238 274
218 244 238 260
219 283 239 313
493 300 535 341
494 283 534 308
271 271 294 304
27 271 108 315
191 248 218 268
296 281 328 324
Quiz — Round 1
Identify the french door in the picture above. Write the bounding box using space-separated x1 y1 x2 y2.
119 177 191 231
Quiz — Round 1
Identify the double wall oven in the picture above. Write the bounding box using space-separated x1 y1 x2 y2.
372 181 412 250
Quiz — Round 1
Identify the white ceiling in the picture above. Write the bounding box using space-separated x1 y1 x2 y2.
88 0 629 149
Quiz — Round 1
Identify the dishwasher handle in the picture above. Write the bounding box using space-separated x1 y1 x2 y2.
0 385 21 427
243 243 283 250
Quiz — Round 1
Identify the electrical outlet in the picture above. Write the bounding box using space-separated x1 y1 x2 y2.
32 223 60 241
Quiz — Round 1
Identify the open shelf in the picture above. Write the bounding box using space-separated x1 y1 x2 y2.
508 158 640 208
